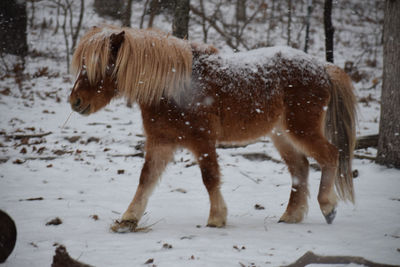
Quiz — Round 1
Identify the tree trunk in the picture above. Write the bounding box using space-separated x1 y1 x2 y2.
324 0 334 63
71 0 85 52
287 0 292 46
266 0 276 46
236 0 246 22
0 0 28 57
147 0 160 28
304 0 312 53
122 0 133 27
376 0 400 168
172 0 190 39
93 0 124 20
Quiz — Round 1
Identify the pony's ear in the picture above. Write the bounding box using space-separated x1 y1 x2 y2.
109 31 125 56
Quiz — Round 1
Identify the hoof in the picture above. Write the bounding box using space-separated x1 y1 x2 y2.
206 220 226 228
277 218 299 224
278 211 304 224
206 223 225 228
324 208 337 224
110 219 138 233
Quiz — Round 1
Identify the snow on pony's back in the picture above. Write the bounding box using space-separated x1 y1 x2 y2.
200 46 330 90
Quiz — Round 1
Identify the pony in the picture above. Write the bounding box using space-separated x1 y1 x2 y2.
69 25 357 232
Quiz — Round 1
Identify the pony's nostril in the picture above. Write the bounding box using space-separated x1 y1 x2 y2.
74 98 81 108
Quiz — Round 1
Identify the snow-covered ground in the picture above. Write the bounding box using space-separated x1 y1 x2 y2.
1 1 399 266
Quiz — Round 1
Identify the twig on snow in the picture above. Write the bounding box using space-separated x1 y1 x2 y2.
2 131 52 139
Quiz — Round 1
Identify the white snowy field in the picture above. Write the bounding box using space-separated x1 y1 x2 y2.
0 81 399 266
1 1 399 266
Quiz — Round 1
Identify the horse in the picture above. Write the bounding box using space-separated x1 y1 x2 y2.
69 25 357 232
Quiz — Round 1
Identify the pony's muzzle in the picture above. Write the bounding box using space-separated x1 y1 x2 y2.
70 97 90 115
72 98 81 109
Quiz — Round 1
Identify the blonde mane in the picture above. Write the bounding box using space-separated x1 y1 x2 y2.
71 25 193 105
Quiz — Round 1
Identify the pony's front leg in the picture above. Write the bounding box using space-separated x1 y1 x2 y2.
271 134 309 223
111 144 175 232
192 144 227 227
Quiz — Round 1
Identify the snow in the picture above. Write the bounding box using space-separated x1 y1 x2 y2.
1 1 399 266
1 86 399 266
218 46 320 67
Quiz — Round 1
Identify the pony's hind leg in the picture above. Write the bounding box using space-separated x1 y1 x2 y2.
289 132 339 224
111 143 175 232
271 134 309 223
191 143 227 227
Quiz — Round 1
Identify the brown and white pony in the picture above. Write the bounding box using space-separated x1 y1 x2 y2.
69 25 357 232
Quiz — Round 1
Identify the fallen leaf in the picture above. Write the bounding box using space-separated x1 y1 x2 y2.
65 136 81 143
162 243 173 249
46 217 62 226
254 204 265 210
13 159 25 164
90 215 99 221
144 258 154 264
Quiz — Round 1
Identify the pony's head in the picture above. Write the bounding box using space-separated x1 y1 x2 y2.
69 27 124 115
69 25 193 115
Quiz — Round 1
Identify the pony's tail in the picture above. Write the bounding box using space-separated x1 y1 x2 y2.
324 64 357 203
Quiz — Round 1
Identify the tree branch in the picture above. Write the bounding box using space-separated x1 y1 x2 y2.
190 4 237 50
2 132 52 139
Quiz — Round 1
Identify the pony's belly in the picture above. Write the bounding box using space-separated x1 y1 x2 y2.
218 119 275 143
216 99 282 143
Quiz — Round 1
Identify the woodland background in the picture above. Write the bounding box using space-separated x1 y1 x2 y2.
0 1 399 267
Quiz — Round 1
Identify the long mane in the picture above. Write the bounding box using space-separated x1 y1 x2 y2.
71 25 193 105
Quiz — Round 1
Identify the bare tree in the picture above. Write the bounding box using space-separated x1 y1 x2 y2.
266 0 276 46
139 0 175 29
376 0 400 168
173 0 190 39
198 0 211 42
190 1 267 51
304 0 312 53
139 0 150 29
51 0 85 72
0 0 28 57
122 0 133 27
236 0 246 22
93 0 124 19
287 0 292 46
324 0 334 63
147 0 161 28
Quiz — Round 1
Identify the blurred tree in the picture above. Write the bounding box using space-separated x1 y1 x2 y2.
147 0 161 28
0 0 28 57
304 0 312 53
122 0 133 27
50 0 85 72
376 0 400 168
324 0 334 63
94 0 124 19
287 0 292 46
236 0 246 22
139 0 175 29
173 0 190 39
